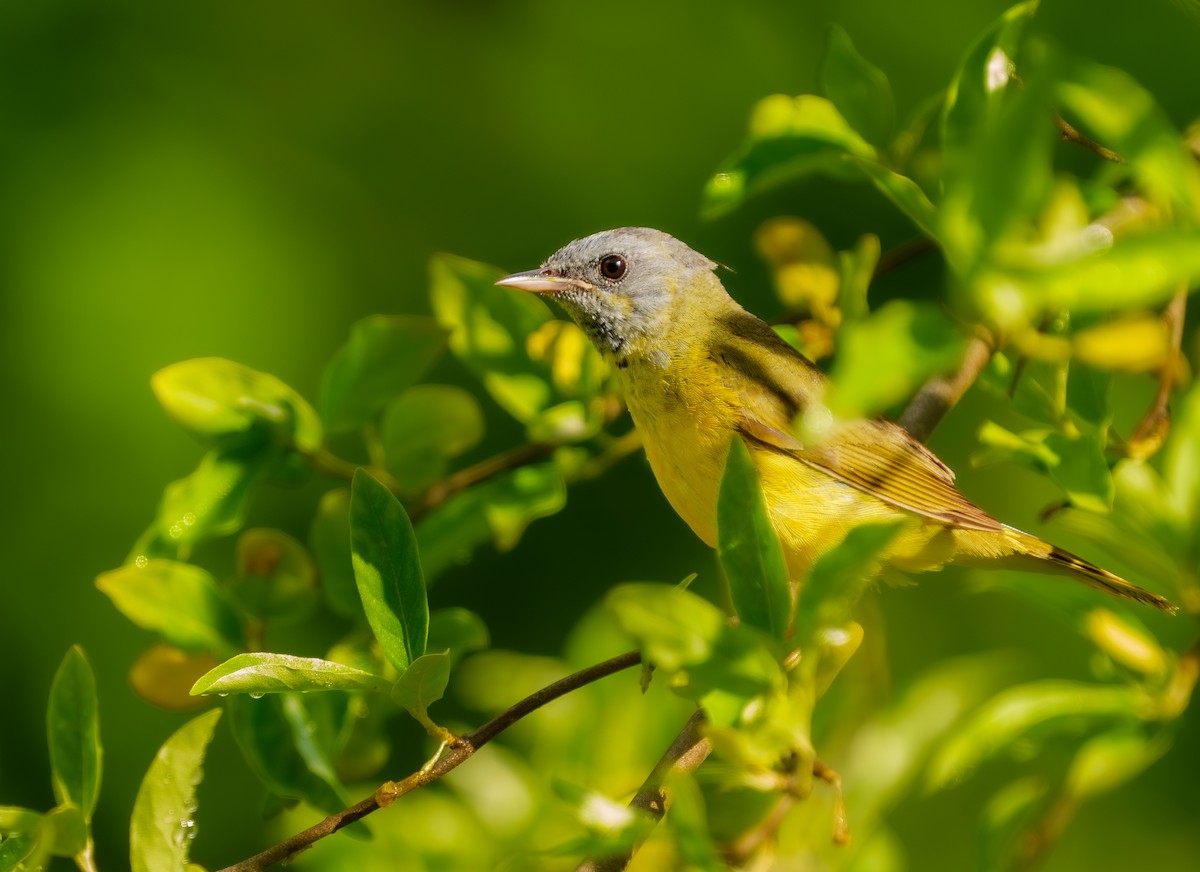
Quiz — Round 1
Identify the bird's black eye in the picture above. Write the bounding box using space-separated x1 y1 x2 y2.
599 254 627 281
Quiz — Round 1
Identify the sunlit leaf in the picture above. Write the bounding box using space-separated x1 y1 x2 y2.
429 253 556 423
192 653 387 696
1072 314 1171 373
318 315 448 433
819 24 895 148
379 385 485 491
151 357 321 452
41 804 87 859
1163 379 1200 524
415 463 565 580
96 560 243 657
129 709 222 872
1085 610 1168 677
718 438 792 641
0 817 43 871
47 647 101 825
1065 729 1169 799
350 469 428 672
927 681 1144 789
391 652 452 727
308 488 360 619
755 217 839 316
826 300 964 417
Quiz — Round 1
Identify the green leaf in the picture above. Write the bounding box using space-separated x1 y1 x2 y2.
129 445 272 562
350 469 428 672
819 24 895 148
96 560 243 657
308 488 360 619
415 462 566 580
1065 729 1169 799
795 522 904 652
391 652 452 726
429 253 556 423
41 804 87 859
607 583 784 701
379 385 485 491
927 680 1144 789
191 653 387 696
1163 379 1200 524
980 777 1048 872
427 608 490 663
717 438 792 641
129 709 222 872
47 647 101 825
663 773 723 872
0 827 41 872
826 300 964 418
225 695 350 818
1044 426 1114 514
318 315 448 434
151 357 322 452
227 528 318 621
837 233 880 322
1057 53 1200 220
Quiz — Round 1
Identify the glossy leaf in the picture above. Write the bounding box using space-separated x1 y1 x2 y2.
429 253 556 423
191 653 387 696
46 647 101 824
318 315 448 433
927 681 1144 789
379 385 485 491
427 608 490 663
96 560 243 657
391 652 452 725
129 445 272 562
308 488 360 619
819 24 895 148
227 528 318 621
129 709 222 872
415 463 565 580
826 300 964 418
130 644 219 712
717 437 792 641
225 695 349 817
151 357 322 452
350 469 428 672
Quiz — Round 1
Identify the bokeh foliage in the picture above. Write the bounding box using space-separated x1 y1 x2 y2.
3 1 1200 871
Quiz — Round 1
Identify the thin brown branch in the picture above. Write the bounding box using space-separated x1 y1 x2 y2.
218 650 642 872
898 333 995 442
408 440 557 521
1126 288 1187 460
872 236 938 278
574 709 713 872
1056 116 1123 163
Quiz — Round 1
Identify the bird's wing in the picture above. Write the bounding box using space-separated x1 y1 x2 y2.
726 331 1003 533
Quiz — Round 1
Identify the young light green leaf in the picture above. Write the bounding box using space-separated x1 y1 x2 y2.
379 385 485 491
819 24 895 148
42 804 87 859
151 357 322 452
838 233 881 322
717 438 792 641
318 315 448 433
427 608 490 663
927 680 1144 789
350 469 428 672
391 652 452 728
415 463 565 580
96 560 243 657
227 528 318 621
191 653 387 696
47 647 101 827
429 253 556 423
794 522 904 652
1065 730 1169 800
308 488 360 619
129 709 222 872
826 300 964 418
1163 378 1200 524
128 445 272 563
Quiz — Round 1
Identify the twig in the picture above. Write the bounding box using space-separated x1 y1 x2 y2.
1056 116 1123 163
1125 287 1187 460
574 710 713 872
218 650 642 872
407 440 558 521
898 333 995 442
872 236 938 278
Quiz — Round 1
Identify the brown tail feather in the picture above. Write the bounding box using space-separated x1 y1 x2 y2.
1005 527 1177 614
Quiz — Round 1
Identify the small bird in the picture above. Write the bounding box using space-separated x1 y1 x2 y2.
496 227 1175 613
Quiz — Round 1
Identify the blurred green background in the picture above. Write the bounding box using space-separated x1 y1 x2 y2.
2 0 1198 869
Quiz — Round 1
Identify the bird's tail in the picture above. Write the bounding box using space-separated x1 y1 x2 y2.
1003 527 1177 614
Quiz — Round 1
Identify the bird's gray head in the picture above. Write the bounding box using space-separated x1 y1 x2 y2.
495 227 719 357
